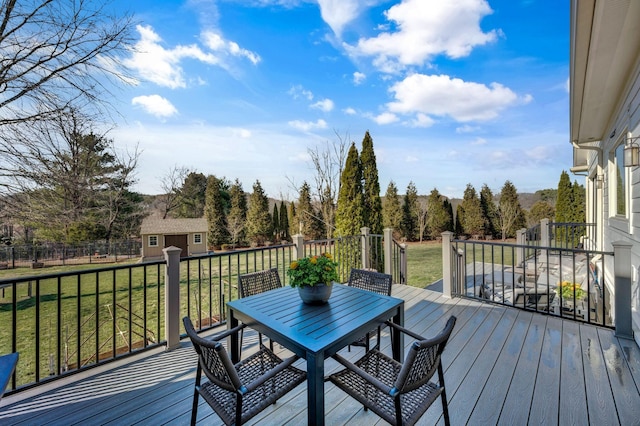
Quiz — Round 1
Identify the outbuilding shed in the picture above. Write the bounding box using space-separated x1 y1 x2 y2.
140 217 208 260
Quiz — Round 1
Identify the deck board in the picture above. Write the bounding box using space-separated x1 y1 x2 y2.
0 285 639 426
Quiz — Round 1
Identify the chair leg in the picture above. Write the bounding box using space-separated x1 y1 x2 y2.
239 327 244 359
191 366 202 426
439 365 450 426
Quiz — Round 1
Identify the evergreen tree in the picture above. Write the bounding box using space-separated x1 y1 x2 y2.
497 180 526 239
528 201 555 226
245 180 272 245
480 184 498 238
205 175 229 248
460 184 484 236
444 199 454 233
400 182 419 241
360 131 383 234
455 204 464 236
382 181 403 239
571 181 586 223
426 189 451 239
555 171 572 223
288 202 298 237
176 172 207 218
279 200 290 241
335 143 364 237
227 179 247 247
297 182 323 239
271 203 280 241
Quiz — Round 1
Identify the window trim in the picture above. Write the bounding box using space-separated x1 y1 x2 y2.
193 233 202 244
148 235 159 247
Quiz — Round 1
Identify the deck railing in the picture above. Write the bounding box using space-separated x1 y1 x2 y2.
441 232 636 336
0 229 406 395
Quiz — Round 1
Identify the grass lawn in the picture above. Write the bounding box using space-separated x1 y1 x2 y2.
404 241 443 288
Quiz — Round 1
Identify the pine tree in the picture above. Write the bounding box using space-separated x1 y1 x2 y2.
480 184 498 238
245 180 272 245
361 131 383 234
444 199 454 233
497 180 526 239
176 172 207 218
382 181 403 238
528 201 555 225
205 175 229 248
555 171 572 223
297 182 322 239
279 200 290 241
271 203 279 241
227 179 247 247
335 143 364 237
455 204 464 236
460 184 484 236
426 189 451 239
400 182 419 241
571 181 586 223
288 202 297 237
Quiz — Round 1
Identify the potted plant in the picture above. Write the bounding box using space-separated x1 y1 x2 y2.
287 252 338 305
556 281 586 305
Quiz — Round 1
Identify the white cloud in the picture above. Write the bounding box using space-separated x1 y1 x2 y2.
131 95 178 118
345 0 498 72
310 98 334 112
232 128 252 138
456 124 480 133
409 113 434 128
471 137 487 145
353 72 366 85
386 74 528 122
343 107 357 115
124 25 259 89
288 85 314 100
317 0 364 37
288 119 328 131
374 112 398 125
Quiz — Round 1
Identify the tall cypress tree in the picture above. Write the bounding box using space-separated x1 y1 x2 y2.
400 181 419 241
297 182 322 239
498 180 526 239
227 179 247 247
571 181 586 223
455 204 464 236
205 175 229 248
480 184 498 238
177 172 207 218
335 143 364 237
426 188 451 239
555 171 572 223
361 131 383 234
245 180 272 245
271 203 279 241
288 201 297 237
279 200 290 241
382 181 403 238
461 184 484 236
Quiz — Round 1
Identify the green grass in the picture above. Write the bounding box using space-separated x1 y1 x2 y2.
405 242 443 287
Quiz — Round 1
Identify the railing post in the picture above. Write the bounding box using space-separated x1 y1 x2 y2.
442 231 453 298
516 228 527 266
361 227 370 269
292 234 304 260
164 246 182 351
400 243 407 284
383 228 393 276
613 241 634 339
540 218 550 258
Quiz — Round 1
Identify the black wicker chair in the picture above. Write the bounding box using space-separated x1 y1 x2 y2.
183 316 306 426
347 268 393 352
328 316 457 426
238 268 282 356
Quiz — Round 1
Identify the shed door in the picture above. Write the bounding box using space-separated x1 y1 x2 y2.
165 235 188 257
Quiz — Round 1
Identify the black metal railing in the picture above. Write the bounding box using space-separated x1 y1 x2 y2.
391 239 407 284
550 222 596 249
451 239 612 328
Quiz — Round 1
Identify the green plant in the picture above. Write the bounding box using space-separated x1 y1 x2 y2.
556 281 586 300
287 253 338 287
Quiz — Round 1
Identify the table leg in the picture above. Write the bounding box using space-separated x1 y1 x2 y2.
307 351 324 426
228 309 239 363
392 306 404 362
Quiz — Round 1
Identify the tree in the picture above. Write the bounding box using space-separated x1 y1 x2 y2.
0 0 134 127
528 201 555 225
497 180 526 240
571 181 586 223
227 179 247 247
288 202 298 237
245 180 271 245
305 130 348 238
297 182 323 239
382 181 402 239
158 166 189 219
400 182 419 241
279 200 290 241
455 204 464 236
426 189 452 239
460 184 484 236
0 109 140 243
176 172 207 218
360 131 383 235
271 203 280 241
205 175 229 249
480 184 498 238
555 171 572 223
335 143 364 237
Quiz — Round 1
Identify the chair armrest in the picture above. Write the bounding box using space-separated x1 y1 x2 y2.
331 353 393 395
209 323 247 342
242 354 301 394
384 320 426 341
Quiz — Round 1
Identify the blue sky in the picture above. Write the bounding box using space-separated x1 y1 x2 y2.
108 0 570 199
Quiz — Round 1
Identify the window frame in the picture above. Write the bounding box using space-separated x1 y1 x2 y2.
193 233 202 244
148 235 159 247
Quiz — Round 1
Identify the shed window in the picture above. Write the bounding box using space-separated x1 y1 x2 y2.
149 235 158 247
194 233 202 244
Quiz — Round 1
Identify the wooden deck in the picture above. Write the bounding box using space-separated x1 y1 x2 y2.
1 285 640 425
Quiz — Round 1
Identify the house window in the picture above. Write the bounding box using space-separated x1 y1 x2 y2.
614 143 626 216
194 233 202 244
149 235 158 247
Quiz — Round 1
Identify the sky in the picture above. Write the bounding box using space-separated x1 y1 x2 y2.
107 0 570 200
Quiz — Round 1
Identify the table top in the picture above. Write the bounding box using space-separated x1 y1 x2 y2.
227 283 403 357
0 352 18 400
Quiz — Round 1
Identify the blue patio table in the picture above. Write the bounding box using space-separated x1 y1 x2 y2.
0 352 18 402
227 283 404 426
